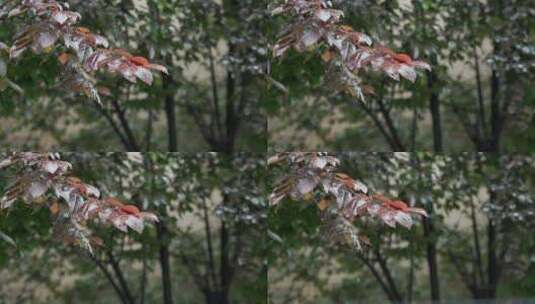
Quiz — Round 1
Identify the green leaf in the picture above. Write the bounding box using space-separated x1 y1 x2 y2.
0 230 16 247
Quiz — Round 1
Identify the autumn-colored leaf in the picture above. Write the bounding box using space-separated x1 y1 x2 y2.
339 25 354 32
57 52 71 65
49 200 60 215
272 1 430 100
130 56 150 67
76 27 91 34
120 205 140 215
393 53 413 64
269 153 427 251
90 236 104 247
317 198 332 210
0 153 159 253
387 200 409 211
3 1 166 102
97 86 111 96
321 50 335 62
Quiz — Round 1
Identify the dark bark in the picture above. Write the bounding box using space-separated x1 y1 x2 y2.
377 95 406 151
220 203 231 301
410 107 418 151
470 200 484 286
204 291 228 304
163 74 178 152
93 101 133 151
157 222 174 304
224 69 236 153
423 206 440 301
357 100 400 150
358 254 398 302
90 255 131 304
144 108 154 152
108 251 135 304
428 66 443 152
488 68 500 152
202 198 219 290
487 211 498 297
375 249 403 302
139 244 147 304
473 45 487 139
111 98 140 151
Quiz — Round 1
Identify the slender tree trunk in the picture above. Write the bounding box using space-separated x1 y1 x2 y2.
108 252 135 304
358 254 398 302
375 250 403 302
487 193 498 298
428 65 442 152
487 219 498 298
163 74 178 152
470 200 484 287
219 194 232 304
205 291 228 304
423 202 440 301
157 222 174 304
418 154 440 302
91 255 132 304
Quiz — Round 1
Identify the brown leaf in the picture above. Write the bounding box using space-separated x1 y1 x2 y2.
317 197 332 210
49 200 60 215
57 52 71 65
387 200 409 211
130 56 150 66
90 236 104 247
120 205 140 215
361 84 375 96
393 53 413 64
96 86 111 96
321 50 335 62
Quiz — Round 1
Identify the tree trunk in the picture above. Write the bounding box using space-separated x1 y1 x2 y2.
157 222 174 304
487 210 498 297
423 213 440 301
424 68 443 301
428 64 442 152
205 291 229 304
163 74 178 152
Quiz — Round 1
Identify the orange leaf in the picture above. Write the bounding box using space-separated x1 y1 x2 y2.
76 27 91 34
130 56 150 67
57 52 71 65
120 205 140 215
387 200 409 211
317 198 332 210
321 50 335 62
49 201 60 215
393 53 412 64
339 25 354 32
